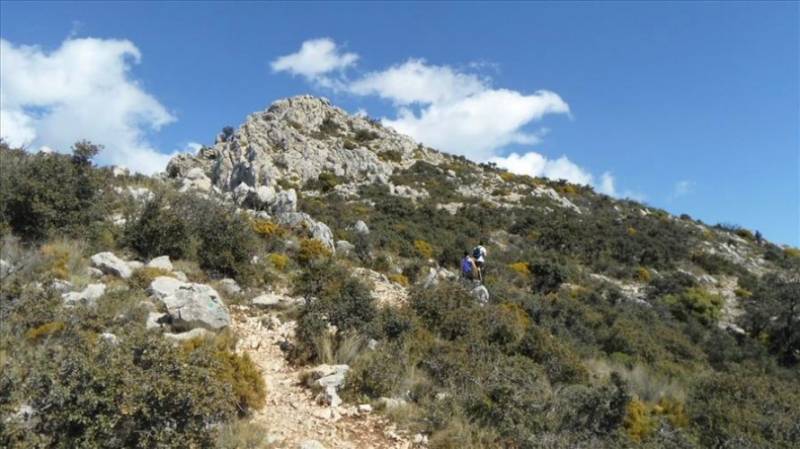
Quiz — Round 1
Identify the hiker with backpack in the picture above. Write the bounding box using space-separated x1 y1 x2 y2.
472 242 487 274
461 251 478 282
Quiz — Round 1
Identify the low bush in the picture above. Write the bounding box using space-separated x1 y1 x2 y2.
0 141 107 242
297 238 332 266
623 398 655 442
268 253 289 271
414 239 434 259
251 219 285 238
388 273 410 286
662 287 723 326
181 334 266 413
739 274 800 366
124 193 190 259
508 262 530 276
2 328 239 448
690 252 743 276
531 260 568 294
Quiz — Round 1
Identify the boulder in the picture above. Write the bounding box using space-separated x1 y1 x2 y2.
309 221 335 251
91 252 133 279
100 332 119 345
180 167 212 192
87 267 104 278
353 220 370 235
251 185 277 208
149 276 185 299
305 365 349 408
0 259 10 278
336 240 355 255
251 293 281 308
146 256 173 271
218 278 242 295
272 189 298 214
127 261 144 271
471 285 490 305
422 267 456 288
275 212 335 251
50 279 73 293
62 283 106 306
148 277 230 330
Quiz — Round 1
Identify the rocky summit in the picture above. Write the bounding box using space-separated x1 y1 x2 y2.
167 95 440 195
2 95 798 449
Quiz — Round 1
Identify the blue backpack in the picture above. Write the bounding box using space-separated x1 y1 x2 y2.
461 257 473 274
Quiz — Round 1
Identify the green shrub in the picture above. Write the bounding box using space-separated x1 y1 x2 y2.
518 326 589 384
634 266 651 282
179 196 257 280
0 141 106 242
623 398 655 442
346 343 409 399
2 329 238 448
414 239 434 259
297 238 332 266
388 273 410 286
180 333 266 413
124 193 190 259
251 219 285 238
304 171 343 193
24 321 65 341
378 150 403 163
740 274 800 366
292 264 376 363
690 252 744 276
662 287 723 326
268 253 289 271
354 128 379 142
531 260 568 294
688 370 800 448
508 262 530 276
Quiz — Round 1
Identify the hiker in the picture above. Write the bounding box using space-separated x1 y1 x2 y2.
461 251 478 282
472 241 487 272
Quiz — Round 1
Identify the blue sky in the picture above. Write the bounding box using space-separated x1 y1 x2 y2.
1 2 797 245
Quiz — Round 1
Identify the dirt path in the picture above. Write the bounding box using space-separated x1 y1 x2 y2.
231 307 413 449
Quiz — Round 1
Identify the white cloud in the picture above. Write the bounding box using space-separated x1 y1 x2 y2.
598 172 617 196
271 38 358 83
184 141 203 153
0 37 176 174
490 151 594 186
489 153 645 200
671 180 695 200
349 59 487 105
273 38 642 197
346 58 568 161
382 88 568 161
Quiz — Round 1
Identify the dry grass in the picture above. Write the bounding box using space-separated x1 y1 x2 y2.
585 359 686 403
334 333 365 365
215 419 269 449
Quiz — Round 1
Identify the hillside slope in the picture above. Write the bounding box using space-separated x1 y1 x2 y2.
1 96 798 449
